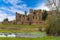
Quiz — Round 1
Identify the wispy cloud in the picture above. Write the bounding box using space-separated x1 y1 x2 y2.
0 0 29 22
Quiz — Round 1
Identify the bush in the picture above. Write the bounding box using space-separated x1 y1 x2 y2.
46 17 60 36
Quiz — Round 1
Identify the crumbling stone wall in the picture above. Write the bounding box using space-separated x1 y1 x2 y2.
16 9 43 25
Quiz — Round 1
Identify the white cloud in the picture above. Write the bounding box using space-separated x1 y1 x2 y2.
0 10 15 22
3 0 29 13
8 16 15 21
10 9 24 14
0 11 8 18
0 0 29 22
34 3 49 11
3 0 27 9
3 0 22 5
0 11 8 22
0 6 25 22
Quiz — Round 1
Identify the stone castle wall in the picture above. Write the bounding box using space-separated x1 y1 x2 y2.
16 9 48 25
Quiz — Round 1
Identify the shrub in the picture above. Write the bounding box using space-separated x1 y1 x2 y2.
46 15 60 36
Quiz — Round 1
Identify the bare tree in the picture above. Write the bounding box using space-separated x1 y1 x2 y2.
46 0 60 20
46 0 60 13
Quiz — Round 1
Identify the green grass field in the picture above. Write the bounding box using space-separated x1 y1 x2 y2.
0 36 60 40
0 23 47 33
0 24 60 40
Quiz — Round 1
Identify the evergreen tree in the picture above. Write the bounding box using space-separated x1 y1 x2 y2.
42 10 48 21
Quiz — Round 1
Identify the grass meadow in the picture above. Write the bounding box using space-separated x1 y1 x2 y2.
0 36 60 40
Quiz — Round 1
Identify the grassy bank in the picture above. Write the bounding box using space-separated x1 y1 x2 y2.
0 23 47 28
0 36 60 40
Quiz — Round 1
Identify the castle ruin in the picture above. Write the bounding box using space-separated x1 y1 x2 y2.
2 9 56 25
16 9 43 25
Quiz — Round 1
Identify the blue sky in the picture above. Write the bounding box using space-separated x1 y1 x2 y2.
0 0 49 22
